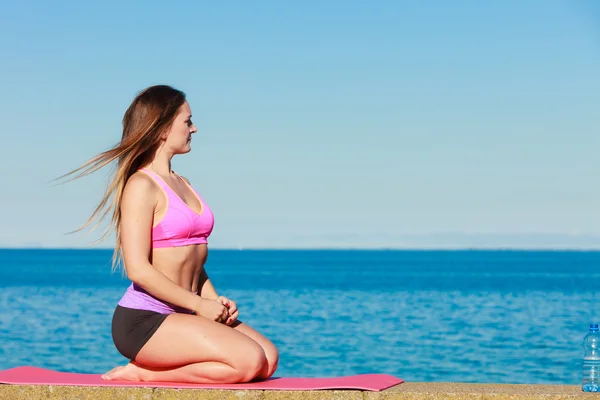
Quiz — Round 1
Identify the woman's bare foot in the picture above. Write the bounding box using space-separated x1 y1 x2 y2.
101 363 144 381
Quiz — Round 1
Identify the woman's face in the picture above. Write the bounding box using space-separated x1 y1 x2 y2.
164 101 197 154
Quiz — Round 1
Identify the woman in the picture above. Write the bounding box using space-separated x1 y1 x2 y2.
63 85 278 383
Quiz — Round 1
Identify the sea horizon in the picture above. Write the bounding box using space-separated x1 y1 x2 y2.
2 246 600 251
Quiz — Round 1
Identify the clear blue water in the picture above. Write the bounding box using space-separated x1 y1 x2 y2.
0 248 598 384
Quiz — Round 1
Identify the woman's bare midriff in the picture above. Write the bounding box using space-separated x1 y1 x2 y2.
151 244 208 292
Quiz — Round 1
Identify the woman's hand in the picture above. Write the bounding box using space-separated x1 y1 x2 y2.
195 298 229 323
217 296 239 325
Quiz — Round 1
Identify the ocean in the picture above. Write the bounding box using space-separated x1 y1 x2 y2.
0 248 598 385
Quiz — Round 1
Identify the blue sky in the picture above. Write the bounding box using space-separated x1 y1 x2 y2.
0 1 599 249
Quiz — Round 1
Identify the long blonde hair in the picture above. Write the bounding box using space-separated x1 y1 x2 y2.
58 85 187 271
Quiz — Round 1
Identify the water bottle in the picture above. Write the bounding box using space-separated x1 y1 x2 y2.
582 323 600 392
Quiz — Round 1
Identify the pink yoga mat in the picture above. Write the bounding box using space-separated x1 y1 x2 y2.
0 366 403 391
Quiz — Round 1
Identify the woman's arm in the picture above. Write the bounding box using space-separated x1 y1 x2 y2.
198 269 219 300
198 268 239 325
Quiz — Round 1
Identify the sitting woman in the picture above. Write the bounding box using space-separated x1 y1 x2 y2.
63 85 278 383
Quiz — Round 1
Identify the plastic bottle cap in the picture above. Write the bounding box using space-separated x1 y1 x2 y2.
590 324 599 331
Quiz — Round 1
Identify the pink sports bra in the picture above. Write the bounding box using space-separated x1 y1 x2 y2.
139 168 214 248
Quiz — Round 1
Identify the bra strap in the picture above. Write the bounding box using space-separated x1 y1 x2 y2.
139 168 170 191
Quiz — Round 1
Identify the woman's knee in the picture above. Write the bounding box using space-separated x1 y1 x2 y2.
263 343 279 377
232 343 268 382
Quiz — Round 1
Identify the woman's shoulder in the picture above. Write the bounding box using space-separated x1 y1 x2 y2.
179 175 191 185
122 171 159 202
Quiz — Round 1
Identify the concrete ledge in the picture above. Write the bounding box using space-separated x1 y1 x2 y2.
2 382 600 400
